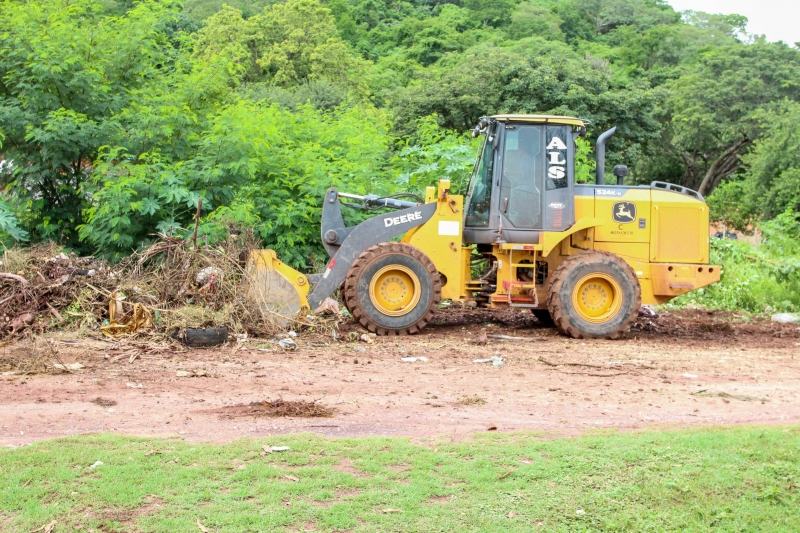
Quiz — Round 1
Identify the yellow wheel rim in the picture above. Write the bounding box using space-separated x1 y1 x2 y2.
369 265 421 317
571 273 623 324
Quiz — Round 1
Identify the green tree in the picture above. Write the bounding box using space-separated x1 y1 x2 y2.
659 42 800 195
0 0 177 248
193 0 368 91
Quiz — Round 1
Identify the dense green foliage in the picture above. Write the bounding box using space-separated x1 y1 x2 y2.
2 428 800 531
675 213 800 313
1 0 799 274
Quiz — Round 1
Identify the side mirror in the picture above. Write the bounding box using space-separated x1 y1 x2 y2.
613 165 628 185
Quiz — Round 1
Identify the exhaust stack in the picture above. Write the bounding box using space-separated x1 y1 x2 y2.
595 127 616 185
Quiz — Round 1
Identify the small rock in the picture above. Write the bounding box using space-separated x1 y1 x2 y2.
89 461 103 469
176 371 192 378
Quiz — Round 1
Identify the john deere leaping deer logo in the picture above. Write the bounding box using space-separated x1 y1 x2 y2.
612 201 636 224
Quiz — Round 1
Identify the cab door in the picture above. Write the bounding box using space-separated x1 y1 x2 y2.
542 124 575 232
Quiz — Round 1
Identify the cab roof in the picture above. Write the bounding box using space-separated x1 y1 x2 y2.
490 114 586 128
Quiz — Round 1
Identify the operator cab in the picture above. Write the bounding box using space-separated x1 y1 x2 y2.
464 115 587 245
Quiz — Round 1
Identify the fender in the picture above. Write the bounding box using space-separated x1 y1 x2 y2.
308 189 436 309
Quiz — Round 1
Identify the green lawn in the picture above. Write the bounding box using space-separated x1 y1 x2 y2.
1 427 799 532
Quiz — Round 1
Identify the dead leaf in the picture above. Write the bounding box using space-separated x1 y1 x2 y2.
284 475 299 482
145 450 161 456
506 511 517 518
196 519 209 532
32 520 56 533
381 509 403 514
314 298 340 315
487 424 498 431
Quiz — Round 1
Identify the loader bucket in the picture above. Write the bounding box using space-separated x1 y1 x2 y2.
245 250 310 329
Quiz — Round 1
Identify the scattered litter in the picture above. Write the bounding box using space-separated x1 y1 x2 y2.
360 333 376 344
487 334 544 342
271 446 291 452
681 373 698 379
177 369 208 378
196 266 222 292
638 306 659 318
287 330 297 338
125 382 143 388
278 338 297 350
32 520 56 533
101 291 153 337
314 298 340 315
180 327 228 347
53 362 84 371
474 355 504 366
576 509 586 515
401 356 428 363
771 313 800 324
89 461 104 469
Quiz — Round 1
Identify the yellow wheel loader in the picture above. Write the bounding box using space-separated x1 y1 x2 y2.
249 114 720 339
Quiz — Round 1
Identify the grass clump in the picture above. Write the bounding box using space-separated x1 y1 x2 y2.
459 395 487 405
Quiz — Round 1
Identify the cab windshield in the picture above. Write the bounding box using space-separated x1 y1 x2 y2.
464 132 494 227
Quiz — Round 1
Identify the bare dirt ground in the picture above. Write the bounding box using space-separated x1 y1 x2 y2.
2 309 799 446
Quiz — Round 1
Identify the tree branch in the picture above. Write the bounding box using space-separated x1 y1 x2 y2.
698 137 749 196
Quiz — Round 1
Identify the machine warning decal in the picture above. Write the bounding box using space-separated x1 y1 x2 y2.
612 202 636 224
596 189 624 196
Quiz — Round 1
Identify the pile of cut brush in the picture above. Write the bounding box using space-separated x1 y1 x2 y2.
0 232 281 341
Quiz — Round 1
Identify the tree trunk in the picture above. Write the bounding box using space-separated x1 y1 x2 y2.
697 137 749 196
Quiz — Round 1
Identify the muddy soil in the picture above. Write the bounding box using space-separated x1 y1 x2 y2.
1 309 799 446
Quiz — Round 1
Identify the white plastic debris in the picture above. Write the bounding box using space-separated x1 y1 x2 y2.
474 356 504 366
196 266 222 286
576 509 586 515
638 305 659 318
401 357 428 363
278 338 297 350
53 363 84 370
125 382 143 388
89 461 104 469
771 313 800 324
288 330 298 337
681 373 698 379
270 446 291 452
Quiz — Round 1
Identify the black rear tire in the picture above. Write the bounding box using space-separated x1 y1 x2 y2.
547 251 641 339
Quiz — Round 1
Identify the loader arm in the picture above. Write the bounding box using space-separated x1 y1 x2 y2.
306 188 437 309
